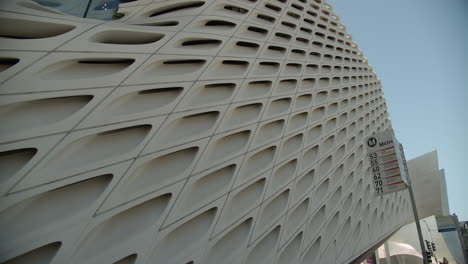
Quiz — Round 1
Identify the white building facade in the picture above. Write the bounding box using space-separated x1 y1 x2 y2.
0 0 413 263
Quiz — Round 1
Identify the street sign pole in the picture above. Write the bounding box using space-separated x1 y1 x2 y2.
365 130 429 264
407 179 429 264
399 138 429 264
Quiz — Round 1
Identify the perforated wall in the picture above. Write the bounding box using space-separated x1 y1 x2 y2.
0 0 412 263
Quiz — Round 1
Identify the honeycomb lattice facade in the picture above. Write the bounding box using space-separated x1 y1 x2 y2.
0 0 413 263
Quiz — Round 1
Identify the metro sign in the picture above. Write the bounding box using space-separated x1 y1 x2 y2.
365 130 408 195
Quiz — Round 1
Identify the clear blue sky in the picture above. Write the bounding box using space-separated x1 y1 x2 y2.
329 0 468 220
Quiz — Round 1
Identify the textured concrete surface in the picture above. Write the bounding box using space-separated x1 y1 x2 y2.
0 0 412 263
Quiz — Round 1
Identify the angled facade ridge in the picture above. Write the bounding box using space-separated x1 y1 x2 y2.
0 0 412 263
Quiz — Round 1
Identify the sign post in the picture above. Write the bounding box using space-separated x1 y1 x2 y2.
366 130 429 264
408 181 430 264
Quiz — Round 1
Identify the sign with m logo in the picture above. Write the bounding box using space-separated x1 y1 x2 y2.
367 137 377 147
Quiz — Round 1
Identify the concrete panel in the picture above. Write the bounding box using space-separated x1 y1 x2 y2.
0 0 412 263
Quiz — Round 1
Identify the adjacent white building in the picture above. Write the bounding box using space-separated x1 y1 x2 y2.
407 151 449 219
0 0 413 263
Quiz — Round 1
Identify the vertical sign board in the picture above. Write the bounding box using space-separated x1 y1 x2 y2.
366 130 408 195
435 216 457 232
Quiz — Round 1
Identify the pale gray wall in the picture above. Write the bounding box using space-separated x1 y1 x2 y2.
0 0 413 263
407 150 444 219
439 169 450 216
